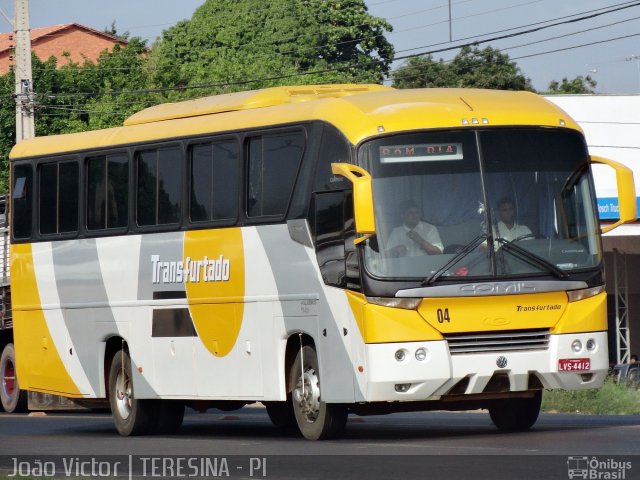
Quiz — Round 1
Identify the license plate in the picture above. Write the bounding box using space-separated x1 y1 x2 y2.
558 358 591 372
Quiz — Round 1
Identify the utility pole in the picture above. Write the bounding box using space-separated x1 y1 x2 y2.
448 0 452 42
13 0 35 142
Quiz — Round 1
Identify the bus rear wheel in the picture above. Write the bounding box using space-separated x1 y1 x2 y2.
109 349 157 436
1 343 28 413
289 345 347 440
489 390 542 432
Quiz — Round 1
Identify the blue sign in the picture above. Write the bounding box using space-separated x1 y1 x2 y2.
597 197 640 220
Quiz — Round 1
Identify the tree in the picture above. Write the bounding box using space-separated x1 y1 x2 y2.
151 0 394 97
0 41 154 190
393 46 533 91
104 21 130 41
391 55 454 89
0 73 15 192
0 0 392 190
545 75 597 94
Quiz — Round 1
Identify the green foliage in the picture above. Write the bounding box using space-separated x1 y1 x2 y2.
0 41 155 190
393 46 534 91
151 0 394 96
0 0 393 189
542 379 640 415
104 21 130 41
545 75 597 94
0 73 14 192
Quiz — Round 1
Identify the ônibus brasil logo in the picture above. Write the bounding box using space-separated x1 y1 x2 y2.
567 456 632 479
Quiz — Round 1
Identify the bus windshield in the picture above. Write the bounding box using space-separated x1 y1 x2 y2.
359 128 600 281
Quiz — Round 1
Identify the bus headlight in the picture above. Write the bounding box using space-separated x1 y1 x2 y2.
571 339 583 353
395 349 406 362
415 348 427 361
567 286 604 302
366 297 421 310
586 338 597 352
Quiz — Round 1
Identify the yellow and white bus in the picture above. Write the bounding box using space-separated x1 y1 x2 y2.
9 84 636 439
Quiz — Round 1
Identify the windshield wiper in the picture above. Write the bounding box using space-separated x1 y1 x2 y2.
422 234 488 286
497 238 568 279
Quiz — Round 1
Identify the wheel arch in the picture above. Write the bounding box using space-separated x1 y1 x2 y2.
103 336 127 398
284 332 315 393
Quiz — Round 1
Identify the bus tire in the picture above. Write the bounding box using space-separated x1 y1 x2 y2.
1 343 28 413
489 390 542 432
264 398 296 428
289 345 347 440
154 401 185 435
108 349 157 436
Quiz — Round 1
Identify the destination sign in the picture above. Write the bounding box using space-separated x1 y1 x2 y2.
379 143 463 163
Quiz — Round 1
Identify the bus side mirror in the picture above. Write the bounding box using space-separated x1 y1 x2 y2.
330 163 376 235
590 156 636 233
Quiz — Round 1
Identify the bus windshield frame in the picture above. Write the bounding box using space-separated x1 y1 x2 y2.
358 127 601 284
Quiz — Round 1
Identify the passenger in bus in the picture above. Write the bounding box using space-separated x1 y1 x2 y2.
388 201 443 256
494 197 532 242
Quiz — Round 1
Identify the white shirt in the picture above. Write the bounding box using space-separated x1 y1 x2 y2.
388 221 443 256
494 221 532 242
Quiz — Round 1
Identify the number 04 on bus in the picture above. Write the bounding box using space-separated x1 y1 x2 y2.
8 85 636 439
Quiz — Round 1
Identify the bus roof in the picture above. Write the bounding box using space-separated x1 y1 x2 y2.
10 84 581 159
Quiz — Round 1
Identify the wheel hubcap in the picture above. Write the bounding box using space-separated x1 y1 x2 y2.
114 369 132 420
2 358 16 398
293 367 321 423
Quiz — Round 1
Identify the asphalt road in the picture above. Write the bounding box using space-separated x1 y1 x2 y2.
1 407 639 479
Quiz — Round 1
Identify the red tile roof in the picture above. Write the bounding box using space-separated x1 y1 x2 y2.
0 23 127 54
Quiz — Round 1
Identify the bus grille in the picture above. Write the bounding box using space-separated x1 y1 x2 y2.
445 329 550 355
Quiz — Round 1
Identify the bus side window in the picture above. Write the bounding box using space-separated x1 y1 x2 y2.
247 132 304 218
38 160 79 235
87 154 128 231
12 164 33 240
189 141 239 224
136 147 181 227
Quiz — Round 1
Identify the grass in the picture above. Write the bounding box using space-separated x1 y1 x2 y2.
542 378 640 415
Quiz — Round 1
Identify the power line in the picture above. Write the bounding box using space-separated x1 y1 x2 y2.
393 0 640 55
510 32 640 61
392 0 640 62
38 105 128 116
69 0 514 69
391 14 640 77
387 0 545 33
28 27 640 118
29 0 635 78
500 15 640 53
9 1 639 105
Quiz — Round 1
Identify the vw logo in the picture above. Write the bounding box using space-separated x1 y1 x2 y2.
496 356 508 368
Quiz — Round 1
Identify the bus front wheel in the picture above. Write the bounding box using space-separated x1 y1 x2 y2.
488 390 542 432
289 345 347 440
1 343 28 413
109 349 157 436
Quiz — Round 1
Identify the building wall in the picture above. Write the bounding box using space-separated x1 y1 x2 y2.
0 27 122 74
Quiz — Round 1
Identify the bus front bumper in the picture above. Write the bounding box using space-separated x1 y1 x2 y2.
361 331 608 402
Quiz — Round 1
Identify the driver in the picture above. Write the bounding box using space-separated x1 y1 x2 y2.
495 197 531 241
388 201 443 256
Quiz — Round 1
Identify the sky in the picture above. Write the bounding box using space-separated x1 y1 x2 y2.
1 0 639 94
